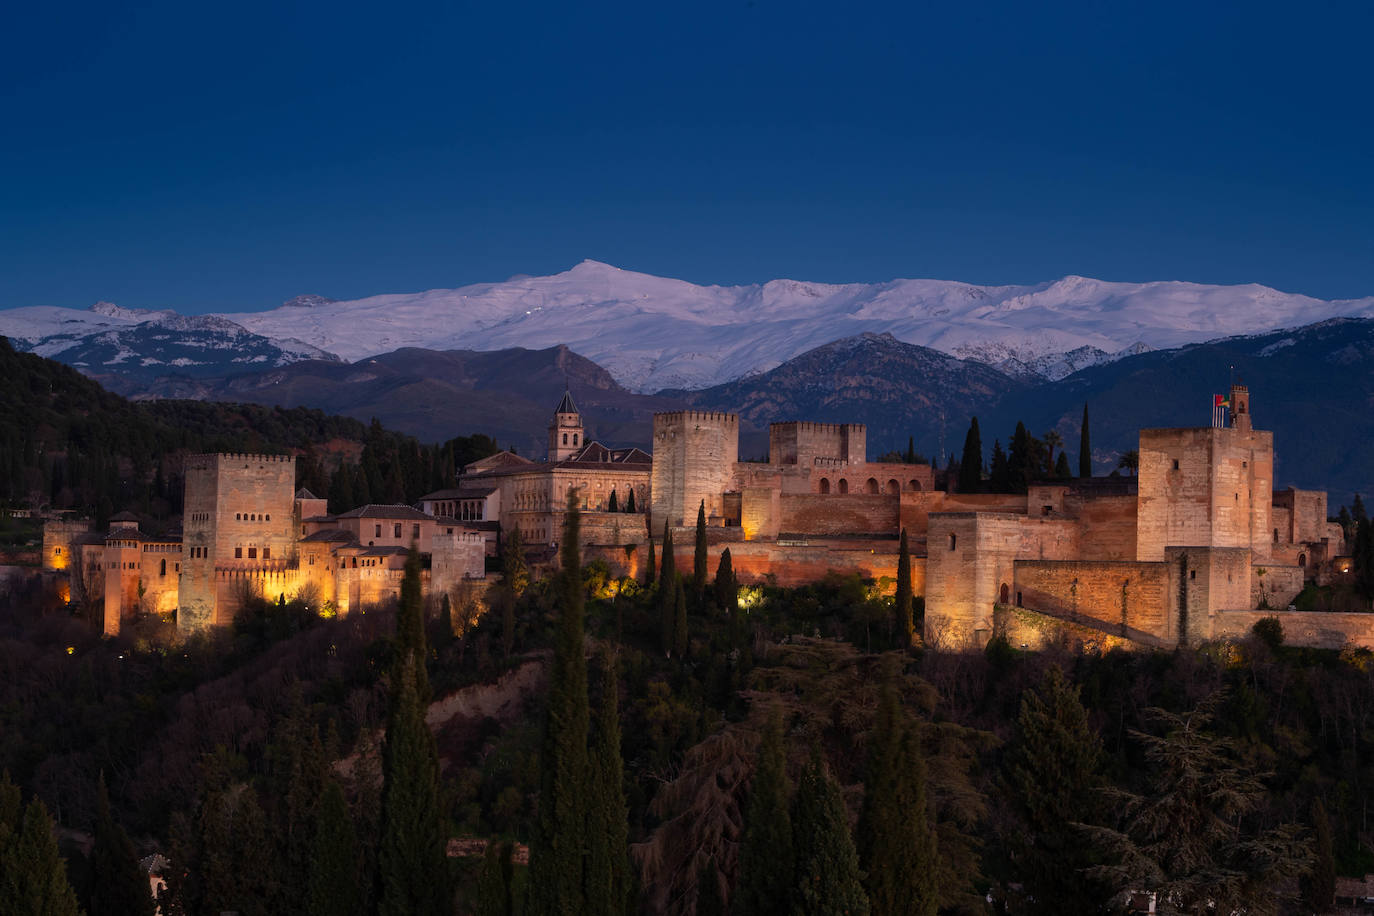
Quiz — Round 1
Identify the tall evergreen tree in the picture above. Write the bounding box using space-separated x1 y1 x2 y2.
608 488 618 512
714 548 736 612
502 527 529 598
1054 451 1072 479
694 500 709 595
90 773 155 916
659 524 677 656
1008 421 1032 493
736 714 793 916
626 487 636 513
988 440 1010 492
792 748 869 916
1003 666 1103 914
475 840 515 916
586 649 630 915
673 575 689 659
394 547 430 703
0 773 81 916
645 535 656 586
1078 403 1092 478
905 436 916 464
895 529 914 648
1354 516 1374 602
1354 493 1368 525
858 684 937 916
306 779 362 916
957 418 982 493
527 490 591 916
376 653 448 916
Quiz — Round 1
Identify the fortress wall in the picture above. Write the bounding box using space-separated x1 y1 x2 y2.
1013 560 1173 643
741 487 781 540
1211 610 1374 650
1289 490 1328 544
1014 517 1081 561
42 519 89 572
778 494 898 536
431 533 487 596
657 538 917 590
769 421 866 467
925 513 1024 648
1069 494 1138 560
1166 546 1251 645
577 511 649 549
138 545 180 615
995 605 1138 653
1271 506 1293 546
1253 564 1304 610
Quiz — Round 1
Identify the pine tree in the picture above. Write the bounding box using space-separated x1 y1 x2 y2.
608 489 619 512
376 653 448 916
1303 798 1336 914
673 575 689 659
1354 493 1368 525
1004 666 1103 914
792 748 869 916
394 547 430 702
475 840 514 916
957 418 982 493
90 773 155 916
586 649 630 915
895 529 914 648
694 500 709 595
306 779 362 916
737 714 793 916
527 490 591 916
714 548 736 611
1079 403 1092 478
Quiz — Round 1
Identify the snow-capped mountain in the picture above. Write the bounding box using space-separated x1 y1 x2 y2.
4 261 1373 392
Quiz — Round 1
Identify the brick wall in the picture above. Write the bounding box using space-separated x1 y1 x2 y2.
655 539 918 590
925 513 1024 647
650 412 739 529
1067 494 1137 560
1212 610 1374 650
1253 564 1304 610
778 494 898 536
1013 559 1173 643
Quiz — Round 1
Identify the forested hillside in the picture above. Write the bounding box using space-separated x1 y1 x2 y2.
0 337 498 523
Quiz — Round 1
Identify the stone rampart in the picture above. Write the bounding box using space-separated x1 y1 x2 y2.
1013 559 1173 643
1253 564 1304 610
778 494 898 537
1211 610 1374 650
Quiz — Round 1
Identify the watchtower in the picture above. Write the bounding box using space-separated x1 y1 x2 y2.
649 411 740 529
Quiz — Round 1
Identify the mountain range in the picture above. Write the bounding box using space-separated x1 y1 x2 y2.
6 261 1374 391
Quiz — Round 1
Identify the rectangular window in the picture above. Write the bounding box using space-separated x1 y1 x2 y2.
375 524 382 537
235 547 242 559
412 524 420 539
394 523 402 538
262 547 270 559
248 547 257 559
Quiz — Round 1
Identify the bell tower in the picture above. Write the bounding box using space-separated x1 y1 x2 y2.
547 390 584 462
1229 383 1251 433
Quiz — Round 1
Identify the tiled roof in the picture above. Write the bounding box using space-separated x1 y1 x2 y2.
555 389 579 415
295 487 321 500
419 485 498 501
560 442 652 466
334 504 433 521
301 528 357 543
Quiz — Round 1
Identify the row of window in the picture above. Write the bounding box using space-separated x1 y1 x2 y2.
374 523 421 539
235 512 271 522
233 547 271 560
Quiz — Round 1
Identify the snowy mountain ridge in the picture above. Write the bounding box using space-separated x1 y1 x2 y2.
4 261 1372 391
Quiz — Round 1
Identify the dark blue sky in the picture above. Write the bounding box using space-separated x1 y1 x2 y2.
3 0 1372 312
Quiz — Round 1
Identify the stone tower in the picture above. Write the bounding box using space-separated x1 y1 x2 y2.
650 411 740 529
547 390 584 463
179 453 297 633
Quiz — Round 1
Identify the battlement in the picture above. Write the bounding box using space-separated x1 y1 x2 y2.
771 421 866 434
188 452 295 465
654 410 739 426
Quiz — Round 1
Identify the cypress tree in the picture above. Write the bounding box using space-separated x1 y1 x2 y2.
586 649 630 915
625 487 636 513
476 840 514 916
306 779 361 916
1004 666 1103 914
957 418 982 493
394 547 430 703
377 653 448 916
527 490 591 916
673 575 689 659
714 548 736 611
737 714 793 916
1078 403 1091 478
1054 451 1072 479
502 527 529 598
1354 493 1368 525
1355 517 1374 602
659 524 677 656
1008 421 1032 493
694 500 709 595
792 748 869 916
895 529 914 648
905 436 915 464
0 795 81 916
859 684 938 916
608 489 618 512
645 536 656 587
90 773 155 916
988 439 1010 492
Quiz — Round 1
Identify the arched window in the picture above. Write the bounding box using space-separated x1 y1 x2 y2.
909 479 923 491
838 479 849 495
819 477 831 494
1273 528 1279 544
999 583 1009 604
949 533 957 550
886 479 899 495
573 434 579 445
865 478 879 494
1298 552 1306 567
563 433 568 445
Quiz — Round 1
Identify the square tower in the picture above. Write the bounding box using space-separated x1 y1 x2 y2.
179 453 297 632
650 411 739 529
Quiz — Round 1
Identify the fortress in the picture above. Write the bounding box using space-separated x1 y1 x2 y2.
46 384 1363 650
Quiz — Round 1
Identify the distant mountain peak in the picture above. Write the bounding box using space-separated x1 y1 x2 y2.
281 294 337 309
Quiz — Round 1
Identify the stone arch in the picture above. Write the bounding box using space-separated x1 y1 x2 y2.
1298 552 1306 567
838 479 849 495
819 477 831 494
886 479 900 495
909 479 923 492
999 582 1009 604
865 478 879 494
